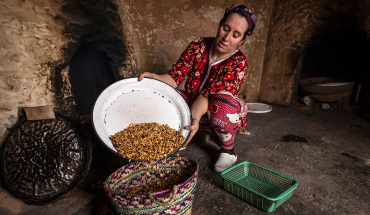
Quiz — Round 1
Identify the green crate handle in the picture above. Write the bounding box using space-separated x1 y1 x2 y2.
221 161 299 202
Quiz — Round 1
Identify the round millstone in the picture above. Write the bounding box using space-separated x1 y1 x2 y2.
2 115 90 204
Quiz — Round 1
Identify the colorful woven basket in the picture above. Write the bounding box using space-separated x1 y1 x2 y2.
104 157 199 215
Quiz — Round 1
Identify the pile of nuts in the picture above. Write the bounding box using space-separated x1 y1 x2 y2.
110 122 184 161
127 172 189 194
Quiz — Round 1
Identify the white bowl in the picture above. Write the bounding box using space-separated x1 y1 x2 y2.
92 78 191 157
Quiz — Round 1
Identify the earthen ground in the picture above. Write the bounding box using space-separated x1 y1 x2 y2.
73 106 370 215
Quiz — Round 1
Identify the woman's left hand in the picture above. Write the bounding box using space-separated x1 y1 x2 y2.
184 118 200 146
137 72 155 81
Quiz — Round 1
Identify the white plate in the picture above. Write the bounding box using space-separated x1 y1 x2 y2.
92 78 191 157
246 103 272 113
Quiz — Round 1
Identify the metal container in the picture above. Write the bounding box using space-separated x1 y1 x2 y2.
92 78 191 157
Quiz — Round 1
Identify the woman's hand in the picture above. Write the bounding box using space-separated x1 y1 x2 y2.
184 118 200 146
137 72 155 81
183 94 209 147
137 72 178 88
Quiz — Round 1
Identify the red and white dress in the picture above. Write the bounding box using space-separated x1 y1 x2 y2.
168 37 248 149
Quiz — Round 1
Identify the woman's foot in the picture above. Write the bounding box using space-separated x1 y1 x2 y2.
214 148 237 172
214 153 237 172
201 134 221 151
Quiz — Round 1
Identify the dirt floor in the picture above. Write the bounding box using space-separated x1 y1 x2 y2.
73 105 370 215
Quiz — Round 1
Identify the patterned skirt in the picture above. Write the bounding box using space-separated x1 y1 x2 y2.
177 90 248 134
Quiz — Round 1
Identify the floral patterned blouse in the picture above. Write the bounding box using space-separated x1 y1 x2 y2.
168 37 247 101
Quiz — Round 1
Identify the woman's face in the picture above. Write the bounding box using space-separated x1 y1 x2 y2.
214 13 249 55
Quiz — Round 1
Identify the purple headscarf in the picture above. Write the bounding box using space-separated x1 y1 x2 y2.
222 5 257 43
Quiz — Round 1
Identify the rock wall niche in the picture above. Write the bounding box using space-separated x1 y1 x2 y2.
258 0 370 107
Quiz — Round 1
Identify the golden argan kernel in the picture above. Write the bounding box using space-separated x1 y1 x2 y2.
109 122 184 161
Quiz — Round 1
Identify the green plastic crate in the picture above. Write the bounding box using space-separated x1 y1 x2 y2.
221 162 299 212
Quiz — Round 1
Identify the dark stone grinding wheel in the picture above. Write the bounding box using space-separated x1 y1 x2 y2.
0 115 92 205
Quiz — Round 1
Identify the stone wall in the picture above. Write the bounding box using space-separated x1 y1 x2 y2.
118 0 275 101
0 0 63 145
0 0 138 146
0 0 274 146
258 0 370 105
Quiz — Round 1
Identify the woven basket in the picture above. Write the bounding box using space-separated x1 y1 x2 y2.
104 157 199 215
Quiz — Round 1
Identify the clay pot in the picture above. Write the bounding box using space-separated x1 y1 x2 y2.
299 77 354 102
299 77 354 95
310 91 352 102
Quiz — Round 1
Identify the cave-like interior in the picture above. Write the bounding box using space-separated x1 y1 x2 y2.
301 31 370 81
1 0 370 214
298 30 370 105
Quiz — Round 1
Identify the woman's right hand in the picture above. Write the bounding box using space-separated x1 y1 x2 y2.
137 72 155 81
184 118 200 147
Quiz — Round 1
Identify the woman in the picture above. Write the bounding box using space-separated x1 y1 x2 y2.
138 5 257 172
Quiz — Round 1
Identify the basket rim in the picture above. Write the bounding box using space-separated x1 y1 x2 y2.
103 157 199 198
221 161 299 201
